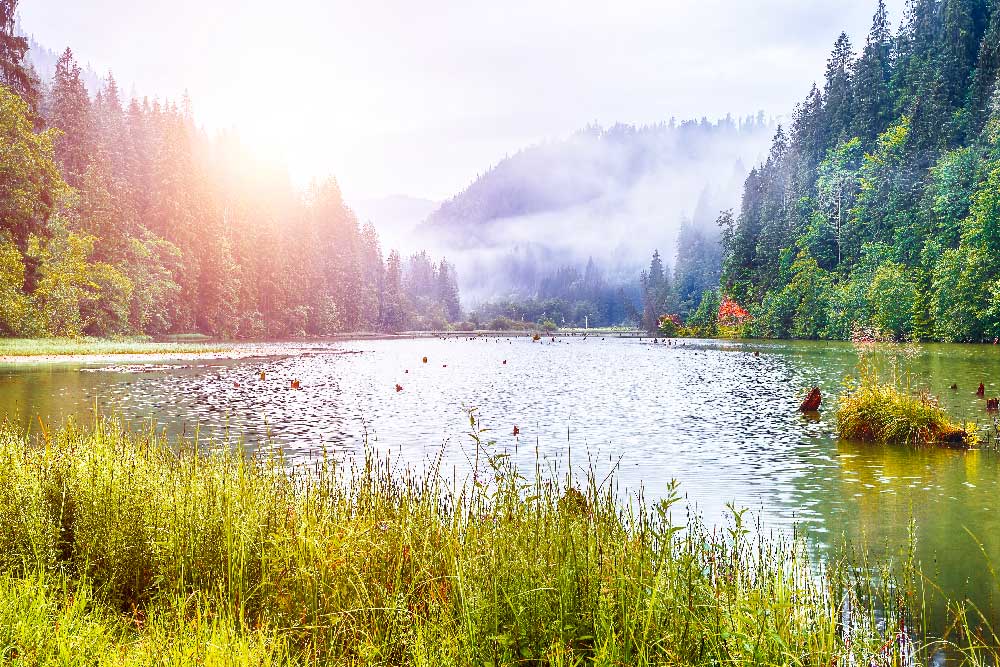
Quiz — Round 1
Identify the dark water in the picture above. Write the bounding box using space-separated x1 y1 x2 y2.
3 336 1000 629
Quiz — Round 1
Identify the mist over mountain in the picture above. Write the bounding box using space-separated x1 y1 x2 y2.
350 195 438 257
417 115 776 304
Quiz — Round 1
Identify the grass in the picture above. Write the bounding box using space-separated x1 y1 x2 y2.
0 336 229 358
837 360 977 446
0 415 995 665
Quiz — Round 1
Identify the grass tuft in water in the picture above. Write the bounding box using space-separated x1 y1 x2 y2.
837 359 978 447
0 415 993 664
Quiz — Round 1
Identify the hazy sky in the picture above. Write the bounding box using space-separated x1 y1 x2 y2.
20 0 906 202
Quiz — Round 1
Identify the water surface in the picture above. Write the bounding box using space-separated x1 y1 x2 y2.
3 336 1000 629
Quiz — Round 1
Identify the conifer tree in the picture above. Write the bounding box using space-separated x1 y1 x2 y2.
381 250 405 331
436 259 461 322
0 0 36 110
824 33 856 144
852 0 894 142
48 48 94 186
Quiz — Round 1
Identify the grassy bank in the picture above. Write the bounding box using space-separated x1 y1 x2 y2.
0 417 993 665
0 336 230 358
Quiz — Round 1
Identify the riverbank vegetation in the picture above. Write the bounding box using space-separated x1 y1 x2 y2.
837 362 977 446
0 416 991 665
0 336 230 358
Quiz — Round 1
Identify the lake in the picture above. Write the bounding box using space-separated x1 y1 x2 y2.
3 336 1000 630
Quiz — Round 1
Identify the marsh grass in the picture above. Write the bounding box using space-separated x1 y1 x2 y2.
0 336 228 358
837 359 977 447
0 415 994 665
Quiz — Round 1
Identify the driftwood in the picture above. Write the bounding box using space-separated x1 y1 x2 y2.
800 387 822 412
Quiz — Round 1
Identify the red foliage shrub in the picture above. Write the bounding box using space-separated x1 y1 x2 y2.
718 297 751 327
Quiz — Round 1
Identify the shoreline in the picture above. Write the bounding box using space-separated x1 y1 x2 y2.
0 329 649 364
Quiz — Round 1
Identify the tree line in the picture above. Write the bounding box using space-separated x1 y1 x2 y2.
0 0 460 338
717 0 1000 342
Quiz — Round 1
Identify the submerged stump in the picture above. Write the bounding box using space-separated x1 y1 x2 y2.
800 387 822 412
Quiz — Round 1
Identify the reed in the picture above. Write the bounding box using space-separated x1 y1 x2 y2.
0 415 993 665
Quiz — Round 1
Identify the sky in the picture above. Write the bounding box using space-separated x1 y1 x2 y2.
19 0 907 203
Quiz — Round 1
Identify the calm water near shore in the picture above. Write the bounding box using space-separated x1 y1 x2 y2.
3 336 1000 629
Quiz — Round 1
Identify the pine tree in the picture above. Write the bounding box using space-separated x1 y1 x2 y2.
436 259 461 321
941 0 982 110
358 222 383 329
640 250 676 331
852 0 894 142
94 73 128 179
754 126 792 289
970 2 1000 119
48 48 94 186
789 84 825 203
0 0 37 110
824 33 856 144
382 250 405 331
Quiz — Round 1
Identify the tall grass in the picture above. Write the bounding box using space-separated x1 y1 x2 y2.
0 415 993 665
837 359 977 446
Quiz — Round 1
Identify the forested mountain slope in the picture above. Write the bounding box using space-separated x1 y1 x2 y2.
720 0 1000 342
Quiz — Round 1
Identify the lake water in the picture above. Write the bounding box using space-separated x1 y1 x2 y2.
3 336 1000 631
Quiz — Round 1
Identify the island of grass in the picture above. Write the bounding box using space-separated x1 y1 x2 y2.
837 364 976 447
0 336 231 360
0 415 991 664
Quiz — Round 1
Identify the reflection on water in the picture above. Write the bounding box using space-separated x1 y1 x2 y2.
3 336 1000 629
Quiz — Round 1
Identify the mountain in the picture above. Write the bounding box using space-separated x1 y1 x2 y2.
349 195 438 255
419 116 775 302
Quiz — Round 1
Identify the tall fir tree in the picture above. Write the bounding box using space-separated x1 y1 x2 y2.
0 0 36 111
852 0 894 142
824 33 856 144
48 48 94 187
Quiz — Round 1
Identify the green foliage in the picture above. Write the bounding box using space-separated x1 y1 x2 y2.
123 235 181 335
0 233 29 335
815 138 863 266
720 0 1000 344
0 51 461 341
656 317 678 337
868 261 916 340
685 288 720 336
0 85 66 253
24 220 132 337
750 252 830 339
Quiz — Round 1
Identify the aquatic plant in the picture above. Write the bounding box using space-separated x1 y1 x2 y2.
837 361 976 446
0 416 993 665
